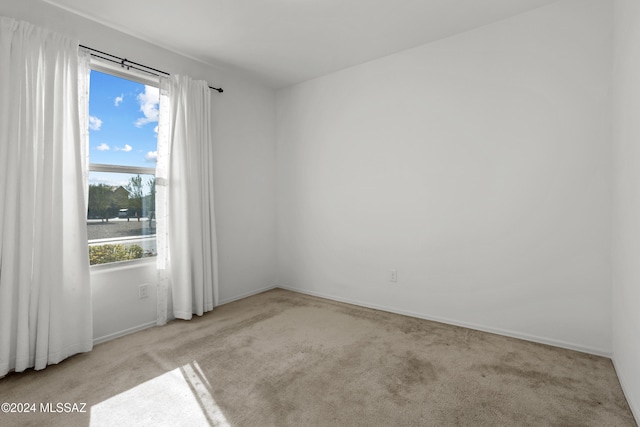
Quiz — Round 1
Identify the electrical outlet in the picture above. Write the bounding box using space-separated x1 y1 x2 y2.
139 284 149 299
390 269 398 283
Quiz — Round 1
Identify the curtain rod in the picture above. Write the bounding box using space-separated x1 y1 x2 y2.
79 45 224 93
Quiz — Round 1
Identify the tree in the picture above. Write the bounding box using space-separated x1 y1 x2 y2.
126 175 144 219
88 184 114 222
145 177 156 215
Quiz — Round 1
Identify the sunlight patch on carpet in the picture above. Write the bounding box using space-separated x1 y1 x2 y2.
90 361 229 426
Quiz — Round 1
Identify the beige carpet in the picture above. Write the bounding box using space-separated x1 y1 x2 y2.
0 288 636 426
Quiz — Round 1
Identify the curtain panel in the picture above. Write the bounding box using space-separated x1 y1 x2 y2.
156 75 219 325
0 17 92 376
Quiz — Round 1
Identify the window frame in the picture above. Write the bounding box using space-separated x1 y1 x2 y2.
87 60 160 268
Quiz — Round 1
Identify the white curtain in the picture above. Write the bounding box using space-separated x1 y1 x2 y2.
0 17 92 376
156 75 218 325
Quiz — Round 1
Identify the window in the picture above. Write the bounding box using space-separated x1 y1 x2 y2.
87 69 160 266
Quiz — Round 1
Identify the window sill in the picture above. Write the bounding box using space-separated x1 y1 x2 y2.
90 256 157 273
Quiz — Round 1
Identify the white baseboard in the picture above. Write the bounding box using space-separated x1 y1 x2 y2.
218 285 278 306
612 357 640 423
276 285 612 358
92 284 611 356
93 321 157 345
91 285 278 345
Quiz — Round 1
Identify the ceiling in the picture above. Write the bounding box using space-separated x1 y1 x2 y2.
44 0 560 88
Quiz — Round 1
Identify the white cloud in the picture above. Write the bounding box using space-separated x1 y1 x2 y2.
89 116 103 131
89 176 129 187
89 177 110 185
145 151 158 162
96 143 110 151
114 94 124 107
114 144 133 152
135 85 160 127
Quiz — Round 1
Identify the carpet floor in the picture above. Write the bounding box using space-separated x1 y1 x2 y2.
0 288 636 426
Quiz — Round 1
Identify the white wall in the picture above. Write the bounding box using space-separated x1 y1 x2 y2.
277 0 613 355
0 0 278 342
91 261 158 343
612 0 640 419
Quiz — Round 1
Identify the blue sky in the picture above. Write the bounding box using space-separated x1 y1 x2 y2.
89 70 159 169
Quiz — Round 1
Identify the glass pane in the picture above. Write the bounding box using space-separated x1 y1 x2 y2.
87 69 159 266
87 171 156 265
89 70 159 168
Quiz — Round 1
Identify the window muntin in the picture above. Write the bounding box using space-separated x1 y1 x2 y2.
87 69 159 266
